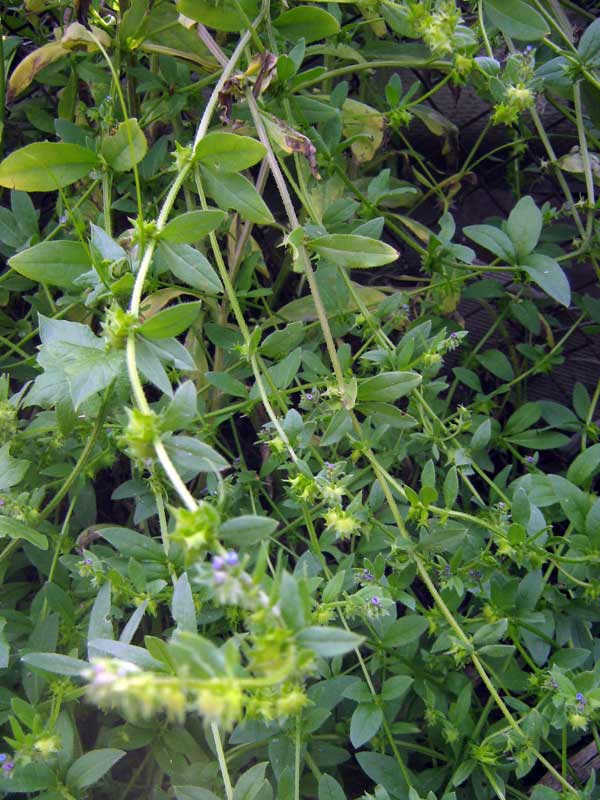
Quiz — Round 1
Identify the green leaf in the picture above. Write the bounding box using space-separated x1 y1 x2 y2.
567 444 600 486
297 626 364 657
220 515 278 546
443 466 458 508
9 240 92 287
161 210 226 244
101 118 147 172
273 6 340 44
66 749 125 791
205 371 248 398
100 527 165 561
139 302 202 340
547 475 589 532
261 322 305 358
504 402 542 434
177 0 259 32
382 615 428 647
195 132 266 172
163 435 229 478
0 763 55 794
233 762 268 800
0 142 99 191
477 349 514 381
0 443 29 490
319 775 347 800
484 0 550 41
200 165 274 225
471 418 492 450
350 703 383 748
521 253 571 307
506 196 542 258
505 430 569 449
0 516 47 550
356 752 408 798
463 224 516 262
88 639 164 671
578 18 600 67
172 573 197 633
176 788 222 800
307 234 398 269
156 242 223 294
21 652 88 676
381 675 413 701
357 371 422 402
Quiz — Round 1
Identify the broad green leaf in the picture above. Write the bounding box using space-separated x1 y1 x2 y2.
66 749 125 791
163 435 229 478
9 240 92 287
88 639 165 670
274 6 339 44
0 517 47 550
21 653 88 676
176 788 222 800
0 443 29 490
172 573 197 633
464 224 516 262
504 402 542 434
357 371 421 402
139 301 202 339
443 466 458 508
547 475 589 532
297 626 364 657
567 444 600 486
355 752 409 798
261 322 305 358
350 703 383 748
477 349 514 381
471 418 492 450
205 371 248 398
578 18 600 67
381 675 413 701
156 242 223 293
200 165 274 225
505 430 569 449
99 527 165 561
506 195 542 258
161 210 226 244
0 763 55 794
319 775 346 800
484 0 549 41
177 0 259 32
521 253 571 307
233 762 268 800
307 234 397 268
100 118 147 172
382 615 428 647
220 515 278 546
0 142 99 191
195 133 266 171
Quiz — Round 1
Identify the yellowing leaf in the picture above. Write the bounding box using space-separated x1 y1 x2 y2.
61 22 112 51
7 42 68 102
342 99 384 163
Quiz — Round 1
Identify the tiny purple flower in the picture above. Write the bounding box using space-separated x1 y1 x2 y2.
84 558 93 566
225 551 239 567
550 679 559 690
2 761 14 773
576 692 586 705
0 499 5 506
305 393 313 401
444 564 451 575
59 214 68 225
0 754 7 764
450 332 458 339
371 596 382 607
211 555 225 570
498 502 506 509
526 455 534 463
362 569 374 582
213 570 227 584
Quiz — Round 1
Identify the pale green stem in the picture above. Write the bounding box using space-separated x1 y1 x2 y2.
211 722 234 800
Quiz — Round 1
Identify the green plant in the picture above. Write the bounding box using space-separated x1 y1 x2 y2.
0 1 600 798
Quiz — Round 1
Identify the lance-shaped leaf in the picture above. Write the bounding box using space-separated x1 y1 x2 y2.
0 142 99 191
307 234 398 268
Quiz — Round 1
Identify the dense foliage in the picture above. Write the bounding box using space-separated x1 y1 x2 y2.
1 0 600 798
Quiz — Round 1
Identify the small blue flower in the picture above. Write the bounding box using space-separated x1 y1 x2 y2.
213 570 227 585
305 393 313 401
2 761 14 772
526 455 535 463
362 569 374 582
0 754 7 764
211 555 225 570
576 692 586 705
225 551 239 567
371 596 382 607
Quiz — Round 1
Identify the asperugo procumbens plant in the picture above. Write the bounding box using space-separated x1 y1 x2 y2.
2 0 600 798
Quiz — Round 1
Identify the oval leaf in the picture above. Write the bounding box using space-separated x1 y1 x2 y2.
274 6 340 44
308 234 398 269
139 301 202 339
0 142 99 191
9 241 92 287
101 118 147 172
521 253 571 308
156 242 223 294
357 371 422 403
177 0 259 32
195 133 266 172
0 516 47 550
297 626 364 657
220 515 278 546
200 165 275 225
161 210 226 244
484 0 549 41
